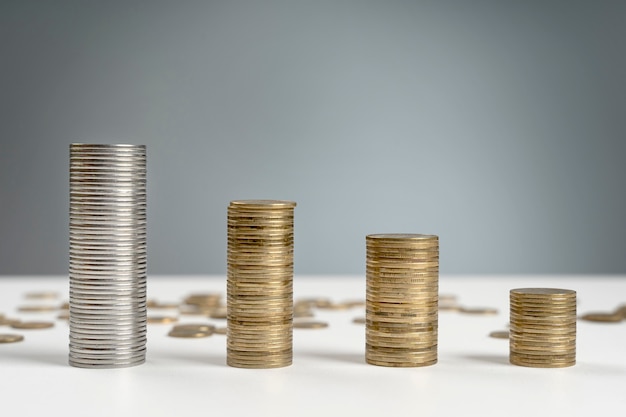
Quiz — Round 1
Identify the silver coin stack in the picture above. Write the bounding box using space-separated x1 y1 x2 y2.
69 143 147 369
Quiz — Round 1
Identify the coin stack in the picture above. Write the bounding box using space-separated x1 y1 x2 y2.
69 144 147 369
227 200 296 368
509 288 576 368
366 234 439 367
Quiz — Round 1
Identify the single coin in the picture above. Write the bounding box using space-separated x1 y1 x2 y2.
353 317 366 324
147 316 178 324
0 334 24 343
148 302 179 310
0 317 20 326
209 307 228 319
171 323 215 333
168 329 212 338
11 321 54 329
580 312 623 323
459 307 498 315
17 305 59 313
24 291 59 300
489 330 510 339
317 302 352 311
293 321 328 329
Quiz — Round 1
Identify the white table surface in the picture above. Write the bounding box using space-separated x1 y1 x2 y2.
0 275 624 417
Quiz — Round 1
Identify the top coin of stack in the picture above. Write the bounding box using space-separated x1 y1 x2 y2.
366 234 439 367
69 144 147 369
509 288 576 368
227 200 296 369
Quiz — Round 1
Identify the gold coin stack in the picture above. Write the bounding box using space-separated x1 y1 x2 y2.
366 234 439 367
510 288 576 368
227 200 296 368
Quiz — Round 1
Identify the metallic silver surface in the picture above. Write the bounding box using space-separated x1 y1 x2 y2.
69 144 147 369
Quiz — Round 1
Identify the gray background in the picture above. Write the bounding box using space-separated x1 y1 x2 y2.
1 0 625 276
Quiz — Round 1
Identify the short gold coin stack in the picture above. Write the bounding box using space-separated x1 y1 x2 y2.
509 288 576 368
366 234 439 367
227 200 296 368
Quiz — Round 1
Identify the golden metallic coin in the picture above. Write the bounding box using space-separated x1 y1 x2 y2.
353 317 366 324
0 334 24 343
294 310 314 318
17 305 59 313
209 307 228 319
148 301 179 310
11 321 54 329
171 324 215 333
0 317 20 326
459 307 499 315
214 327 227 335
24 291 59 300
489 331 510 339
580 312 623 323
168 329 212 338
147 316 178 324
293 321 328 329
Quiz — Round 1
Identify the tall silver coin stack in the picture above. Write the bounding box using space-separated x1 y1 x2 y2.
69 144 147 369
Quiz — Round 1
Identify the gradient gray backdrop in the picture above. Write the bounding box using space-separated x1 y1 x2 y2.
1 0 625 275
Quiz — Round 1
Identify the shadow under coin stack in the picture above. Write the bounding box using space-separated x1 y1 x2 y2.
509 288 576 368
366 234 439 367
227 200 297 368
69 144 147 368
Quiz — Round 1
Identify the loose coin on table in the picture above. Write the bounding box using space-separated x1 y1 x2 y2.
293 321 329 329
0 334 24 343
11 321 54 330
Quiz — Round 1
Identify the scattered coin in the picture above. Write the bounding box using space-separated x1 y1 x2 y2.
489 330 509 339
0 334 24 343
0 317 20 326
149 301 180 310
316 302 351 311
293 321 329 329
209 307 227 319
184 293 222 307
439 303 461 312
171 324 215 333
11 321 54 330
147 316 178 324
17 305 59 313
214 327 227 335
580 312 623 323
459 307 498 315
352 317 366 324
168 329 213 338
294 310 315 318
24 291 59 300
343 300 366 308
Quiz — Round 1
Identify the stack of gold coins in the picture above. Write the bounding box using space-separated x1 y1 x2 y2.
509 288 576 368
227 200 296 368
366 234 439 367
